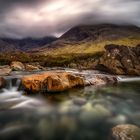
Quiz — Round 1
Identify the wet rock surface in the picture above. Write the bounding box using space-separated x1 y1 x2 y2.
0 77 6 89
10 61 25 71
22 72 85 93
95 44 140 75
85 75 117 86
0 66 12 76
21 69 118 93
25 64 40 71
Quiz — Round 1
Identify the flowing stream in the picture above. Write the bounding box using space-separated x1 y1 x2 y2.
0 70 140 140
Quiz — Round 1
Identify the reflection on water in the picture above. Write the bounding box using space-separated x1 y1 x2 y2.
0 77 140 140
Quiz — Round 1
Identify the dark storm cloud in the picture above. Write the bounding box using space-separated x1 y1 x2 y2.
0 0 140 38
0 0 43 9
0 0 37 16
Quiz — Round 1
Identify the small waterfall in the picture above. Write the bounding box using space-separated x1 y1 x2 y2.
0 78 22 101
0 76 46 110
4 78 21 89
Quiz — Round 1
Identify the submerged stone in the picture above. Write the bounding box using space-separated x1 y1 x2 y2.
80 103 111 125
110 124 140 140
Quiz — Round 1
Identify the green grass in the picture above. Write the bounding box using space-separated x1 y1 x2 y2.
42 52 103 68
41 38 140 55
0 37 140 69
0 51 103 69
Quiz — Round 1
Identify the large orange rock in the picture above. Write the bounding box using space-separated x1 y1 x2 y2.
21 72 84 93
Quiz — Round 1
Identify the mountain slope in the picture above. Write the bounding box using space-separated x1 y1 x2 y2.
0 39 17 52
0 36 57 52
60 24 140 41
39 24 140 55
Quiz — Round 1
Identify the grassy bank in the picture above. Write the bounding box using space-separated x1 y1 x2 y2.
0 37 140 69
0 51 103 69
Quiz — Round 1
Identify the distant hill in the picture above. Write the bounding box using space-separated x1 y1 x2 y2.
0 24 140 68
39 24 140 55
0 36 57 52
0 39 17 52
1 24 140 55
60 24 140 41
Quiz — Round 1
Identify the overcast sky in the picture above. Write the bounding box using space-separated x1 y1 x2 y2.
0 0 140 38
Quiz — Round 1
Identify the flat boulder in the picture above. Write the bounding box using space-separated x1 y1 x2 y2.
94 75 117 85
10 61 25 71
85 75 117 86
0 66 12 76
21 72 84 93
25 64 40 71
110 124 140 140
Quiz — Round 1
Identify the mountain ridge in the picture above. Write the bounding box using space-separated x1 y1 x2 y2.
39 24 140 55
60 24 140 41
0 24 140 55
0 36 57 52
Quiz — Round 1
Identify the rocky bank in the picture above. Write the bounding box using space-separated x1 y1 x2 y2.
95 44 140 75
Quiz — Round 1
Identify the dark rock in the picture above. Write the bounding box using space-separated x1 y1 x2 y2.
132 44 140 57
0 77 6 89
95 44 140 75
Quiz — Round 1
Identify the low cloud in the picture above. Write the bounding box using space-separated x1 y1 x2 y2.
0 0 140 38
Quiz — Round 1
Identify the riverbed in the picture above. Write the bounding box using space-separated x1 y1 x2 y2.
0 69 140 140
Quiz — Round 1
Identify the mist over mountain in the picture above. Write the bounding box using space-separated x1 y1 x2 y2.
0 0 140 38
60 24 140 42
0 23 140 54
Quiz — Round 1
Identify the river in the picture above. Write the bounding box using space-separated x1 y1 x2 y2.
0 70 140 140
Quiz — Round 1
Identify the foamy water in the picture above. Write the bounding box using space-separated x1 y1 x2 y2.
118 76 140 82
